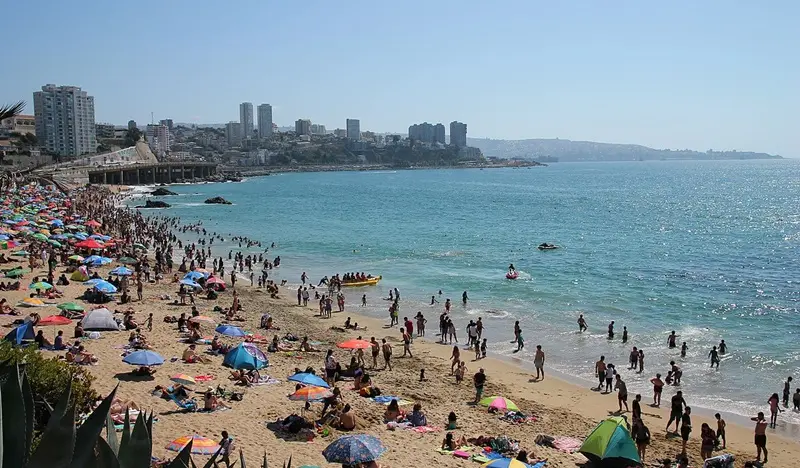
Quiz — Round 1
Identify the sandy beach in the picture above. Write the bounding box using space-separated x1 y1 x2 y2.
1 185 797 468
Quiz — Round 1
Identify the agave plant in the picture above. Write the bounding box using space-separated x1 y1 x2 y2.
0 361 272 468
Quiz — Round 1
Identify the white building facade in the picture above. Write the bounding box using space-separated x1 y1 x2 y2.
33 84 96 157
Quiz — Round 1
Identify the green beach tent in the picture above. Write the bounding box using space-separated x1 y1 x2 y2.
579 416 640 467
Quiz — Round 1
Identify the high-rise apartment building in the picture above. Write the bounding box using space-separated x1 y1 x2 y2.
226 121 243 146
449 121 467 147
127 120 137 131
239 102 254 140
33 84 96 157
257 104 273 139
433 123 446 145
96 123 116 139
408 122 445 144
346 119 360 140
295 119 311 136
159 119 174 130
311 124 327 135
145 124 171 156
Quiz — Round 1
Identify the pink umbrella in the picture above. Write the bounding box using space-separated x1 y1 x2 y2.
206 277 226 286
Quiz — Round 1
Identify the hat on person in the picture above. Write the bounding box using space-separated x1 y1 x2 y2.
206 386 214 393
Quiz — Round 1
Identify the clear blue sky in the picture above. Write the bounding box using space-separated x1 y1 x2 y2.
3 1 798 156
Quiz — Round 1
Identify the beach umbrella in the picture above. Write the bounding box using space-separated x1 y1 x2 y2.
205 276 225 286
288 385 333 402
50 219 64 227
170 374 197 386
83 278 104 286
4 268 29 278
288 372 330 388
180 279 201 288
68 254 85 262
85 220 101 228
75 239 104 249
132 243 147 251
481 458 531 468
122 350 165 366
337 339 372 350
189 315 215 324
215 324 246 337
83 255 112 266
31 233 48 242
579 416 640 468
10 250 29 256
38 315 72 326
322 434 387 464
29 281 53 291
110 266 133 276
47 240 62 248
0 240 18 249
57 302 85 312
166 435 220 455
478 396 519 412
118 256 138 265
93 280 118 294
223 342 269 370
183 271 205 281
19 298 47 307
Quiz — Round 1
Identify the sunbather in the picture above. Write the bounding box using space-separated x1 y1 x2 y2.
203 388 230 411
442 432 468 451
183 344 211 363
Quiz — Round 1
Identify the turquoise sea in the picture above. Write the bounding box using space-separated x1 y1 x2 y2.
135 159 800 424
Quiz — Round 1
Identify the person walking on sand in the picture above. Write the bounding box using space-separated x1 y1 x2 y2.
296 286 302 306
381 338 392 370
715 413 726 449
615 375 629 412
708 345 720 369
401 329 413 358
667 391 687 433
751 411 769 463
595 356 607 391
370 337 379 368
218 430 233 468
473 368 486 404
146 313 153 332
534 345 545 380
450 345 460 374
515 328 524 352
577 314 588 332
768 392 782 428
679 406 692 456
650 373 664 407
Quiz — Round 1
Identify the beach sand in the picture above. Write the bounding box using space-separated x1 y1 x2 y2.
2 262 797 468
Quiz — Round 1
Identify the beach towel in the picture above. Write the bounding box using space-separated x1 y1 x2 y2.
251 375 280 386
412 426 441 433
453 450 470 459
194 374 215 382
471 454 491 463
529 463 546 468
550 436 582 453
372 396 413 406
436 446 472 455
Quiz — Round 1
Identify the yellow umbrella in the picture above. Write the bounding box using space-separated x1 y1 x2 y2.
19 298 47 307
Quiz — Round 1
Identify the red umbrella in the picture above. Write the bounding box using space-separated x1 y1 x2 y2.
85 220 101 227
206 277 226 285
75 239 104 249
337 339 373 350
38 315 72 326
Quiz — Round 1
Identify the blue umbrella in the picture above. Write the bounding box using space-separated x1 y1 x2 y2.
122 350 164 366
180 279 201 288
0 234 9 240
93 280 118 294
215 324 246 337
83 278 104 286
84 256 112 266
50 219 64 227
110 266 133 276
183 271 205 281
288 372 330 388
322 435 387 464
74 233 88 240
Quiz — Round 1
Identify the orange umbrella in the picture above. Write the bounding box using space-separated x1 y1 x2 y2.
337 339 372 350
38 315 72 326
289 385 333 401
189 315 215 324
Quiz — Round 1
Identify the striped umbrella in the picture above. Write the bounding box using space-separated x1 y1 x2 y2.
29 281 53 291
170 374 197 386
478 396 519 412
189 315 215 325
288 386 333 402
166 435 220 455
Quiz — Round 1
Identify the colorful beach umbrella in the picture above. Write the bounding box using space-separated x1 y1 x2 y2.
122 350 165 366
31 233 48 242
68 254 85 262
288 372 330 388
337 339 372 350
289 385 333 402
0 240 18 249
109 266 133 276
29 281 53 291
75 239 104 249
478 396 519 412
57 302 84 312
38 315 72 326
215 324 246 337
322 434 387 464
180 279 201 288
132 243 147 250
183 271 205 281
170 374 197 386
189 315 215 324
205 276 225 286
85 220 102 228
3 267 29 278
481 458 530 468
19 298 47 307
166 435 220 455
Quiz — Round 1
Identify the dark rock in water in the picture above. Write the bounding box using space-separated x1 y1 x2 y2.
136 200 171 209
151 187 178 196
204 196 232 205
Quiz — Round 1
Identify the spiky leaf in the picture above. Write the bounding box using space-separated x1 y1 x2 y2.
95 437 121 468
27 399 76 468
70 385 118 468
117 411 152 468
168 439 194 468
0 389 5 468
118 408 132 457
202 447 223 468
262 452 268 468
21 372 35 465
1 364 28 468
106 413 119 455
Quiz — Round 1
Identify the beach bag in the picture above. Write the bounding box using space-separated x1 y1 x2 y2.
703 454 734 468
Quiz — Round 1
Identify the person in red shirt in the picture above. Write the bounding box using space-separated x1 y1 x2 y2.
404 317 414 340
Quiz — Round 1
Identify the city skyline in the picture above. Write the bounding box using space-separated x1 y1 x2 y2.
2 2 798 156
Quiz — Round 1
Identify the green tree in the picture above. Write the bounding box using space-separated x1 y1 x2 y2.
124 127 142 147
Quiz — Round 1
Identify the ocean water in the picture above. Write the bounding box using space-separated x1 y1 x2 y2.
138 160 800 423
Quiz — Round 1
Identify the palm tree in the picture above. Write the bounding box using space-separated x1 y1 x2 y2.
0 101 25 122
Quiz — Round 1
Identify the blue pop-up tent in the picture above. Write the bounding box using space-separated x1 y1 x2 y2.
3 322 35 346
223 343 268 370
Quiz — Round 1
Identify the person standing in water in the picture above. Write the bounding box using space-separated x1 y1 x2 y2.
650 373 664 407
708 346 720 369
718 339 727 354
681 342 688 358
361 294 367 307
667 331 679 348
595 356 607 391
534 345 545 380
515 328 524 352
783 376 793 407
768 393 782 428
577 314 588 332
607 321 615 339
622 326 628 343
462 291 468 305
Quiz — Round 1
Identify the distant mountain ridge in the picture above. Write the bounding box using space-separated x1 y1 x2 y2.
468 137 782 162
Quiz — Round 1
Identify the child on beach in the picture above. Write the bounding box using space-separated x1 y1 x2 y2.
455 361 466 383
768 393 782 428
146 313 153 332
481 338 487 359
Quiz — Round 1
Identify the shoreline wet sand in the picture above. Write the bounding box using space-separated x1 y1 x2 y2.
1 183 797 467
